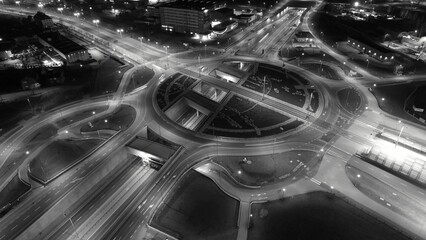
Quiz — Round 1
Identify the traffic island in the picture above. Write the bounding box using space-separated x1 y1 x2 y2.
0 172 31 217
91 57 133 96
212 150 322 187
80 105 136 133
125 66 155 93
301 63 343 80
249 191 413 240
369 82 423 124
28 138 103 184
150 170 239 240
337 88 363 114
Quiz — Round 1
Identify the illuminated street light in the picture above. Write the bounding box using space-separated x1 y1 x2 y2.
26 151 29 155
74 12 80 19
93 19 100 31
116 28 124 38
15 1 20 8
354 1 359 7
104 119 108 123
138 36 144 46
57 7 64 15
37 2 43 8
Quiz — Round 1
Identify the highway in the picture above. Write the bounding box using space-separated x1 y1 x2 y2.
1 0 426 239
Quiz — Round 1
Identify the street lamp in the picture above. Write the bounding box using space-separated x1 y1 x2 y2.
37 2 43 8
116 28 123 38
15 1 20 8
138 36 144 46
163 45 169 69
57 7 64 15
93 19 99 31
395 122 406 148
204 44 207 58
366 59 369 69
74 12 80 19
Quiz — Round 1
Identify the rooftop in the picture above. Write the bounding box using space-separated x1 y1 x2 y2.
159 0 218 11
295 31 314 39
34 11 52 21
127 137 177 160
38 32 86 55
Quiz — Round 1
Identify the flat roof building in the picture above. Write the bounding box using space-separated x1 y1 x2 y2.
33 11 54 29
158 0 220 34
37 32 90 63
347 36 394 62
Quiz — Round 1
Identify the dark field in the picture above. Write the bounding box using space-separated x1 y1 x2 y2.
0 173 31 214
249 191 413 240
151 170 239 240
29 138 102 183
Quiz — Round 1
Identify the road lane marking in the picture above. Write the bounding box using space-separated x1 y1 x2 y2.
11 225 18 230
310 178 321 185
418 191 425 196
23 215 30 220
35 206 41 211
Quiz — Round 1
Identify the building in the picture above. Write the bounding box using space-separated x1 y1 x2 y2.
33 11 54 29
234 14 256 24
37 32 90 63
158 0 219 34
347 36 395 62
294 31 314 43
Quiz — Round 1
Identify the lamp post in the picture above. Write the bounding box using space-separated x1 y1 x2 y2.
138 36 144 46
64 213 82 240
117 29 123 38
204 44 207 58
163 45 169 69
15 1 21 8
27 98 33 114
57 8 63 15
395 122 406 148
366 59 369 69
93 19 99 32
74 12 80 19
198 54 201 76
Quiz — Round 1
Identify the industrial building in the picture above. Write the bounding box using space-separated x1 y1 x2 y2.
37 32 90 63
